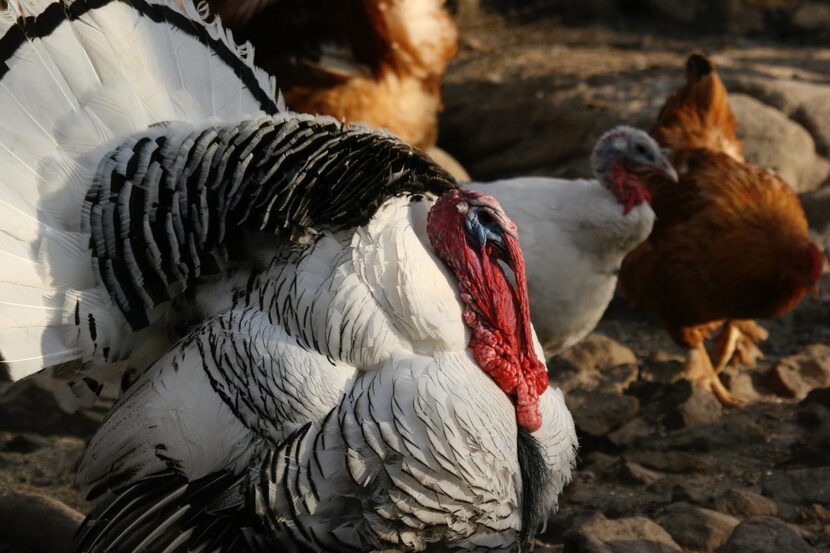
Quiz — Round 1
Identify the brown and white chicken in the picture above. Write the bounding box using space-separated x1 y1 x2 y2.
207 0 458 155
620 54 823 406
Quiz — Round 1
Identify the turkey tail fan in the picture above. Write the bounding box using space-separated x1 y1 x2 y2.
0 0 277 385
73 469 265 553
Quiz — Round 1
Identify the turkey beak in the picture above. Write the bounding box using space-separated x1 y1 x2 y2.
656 159 679 183
488 213 518 265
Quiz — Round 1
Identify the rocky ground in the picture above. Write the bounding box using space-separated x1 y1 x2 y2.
3 3 830 553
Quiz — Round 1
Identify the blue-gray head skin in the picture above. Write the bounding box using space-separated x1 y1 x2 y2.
590 125 679 214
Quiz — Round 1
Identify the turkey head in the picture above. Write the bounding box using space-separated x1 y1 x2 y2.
427 189 547 432
591 126 679 214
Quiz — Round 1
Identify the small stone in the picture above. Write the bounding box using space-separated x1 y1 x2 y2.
767 345 830 400
715 489 779 518
550 334 639 396
625 450 714 474
563 513 682 553
802 187 830 239
608 418 652 448
567 391 640 437
615 461 664 487
637 354 686 385
719 517 816 553
657 503 739 552
0 490 83 553
801 386 830 409
763 467 830 505
676 384 723 427
797 503 830 524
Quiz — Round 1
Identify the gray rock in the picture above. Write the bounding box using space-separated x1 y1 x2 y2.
567 391 640 437
626 450 714 474
608 418 653 448
550 333 639 395
801 185 830 237
730 94 830 193
615 461 665 486
715 489 779 518
657 503 739 552
676 384 724 427
441 82 616 180
763 467 830 505
718 517 815 553
767 344 830 400
637 354 686 385
0 490 83 553
564 513 682 553
729 76 830 177
795 94 830 159
792 2 830 33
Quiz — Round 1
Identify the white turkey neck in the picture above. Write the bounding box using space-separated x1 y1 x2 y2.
83 114 455 333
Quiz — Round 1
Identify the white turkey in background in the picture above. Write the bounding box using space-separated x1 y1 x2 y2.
468 127 678 358
0 0 577 550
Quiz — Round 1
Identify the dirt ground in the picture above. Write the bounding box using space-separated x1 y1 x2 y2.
2 4 830 553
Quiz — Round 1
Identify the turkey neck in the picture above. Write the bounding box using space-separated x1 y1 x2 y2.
253 353 526 551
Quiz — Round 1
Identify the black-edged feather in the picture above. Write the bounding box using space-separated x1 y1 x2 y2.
84 115 457 329
0 0 278 112
517 427 549 547
73 469 263 553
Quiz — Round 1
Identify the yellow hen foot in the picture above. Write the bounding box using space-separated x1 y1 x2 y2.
711 320 768 373
686 345 746 407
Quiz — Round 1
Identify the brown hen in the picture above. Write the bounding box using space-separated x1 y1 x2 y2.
207 0 457 152
620 54 823 405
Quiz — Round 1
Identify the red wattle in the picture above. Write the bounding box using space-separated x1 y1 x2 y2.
612 166 651 214
427 189 549 433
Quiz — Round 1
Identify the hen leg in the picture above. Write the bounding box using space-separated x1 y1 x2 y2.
711 320 768 372
686 344 745 407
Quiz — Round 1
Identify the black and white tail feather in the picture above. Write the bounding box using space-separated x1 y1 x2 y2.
73 468 268 553
0 0 451 386
0 0 280 384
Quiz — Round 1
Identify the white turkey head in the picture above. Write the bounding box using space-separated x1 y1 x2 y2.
591 126 679 214
427 189 548 432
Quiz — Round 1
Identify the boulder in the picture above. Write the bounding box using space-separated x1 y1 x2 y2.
564 513 682 553
608 418 653 448
767 344 830 400
675 383 724 427
614 460 665 487
550 333 639 395
763 467 830 505
567 391 640 437
730 94 829 193
718 517 815 553
0 490 83 553
657 503 739 552
715 489 779 518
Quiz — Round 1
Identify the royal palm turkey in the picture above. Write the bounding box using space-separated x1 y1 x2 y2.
0 0 578 550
